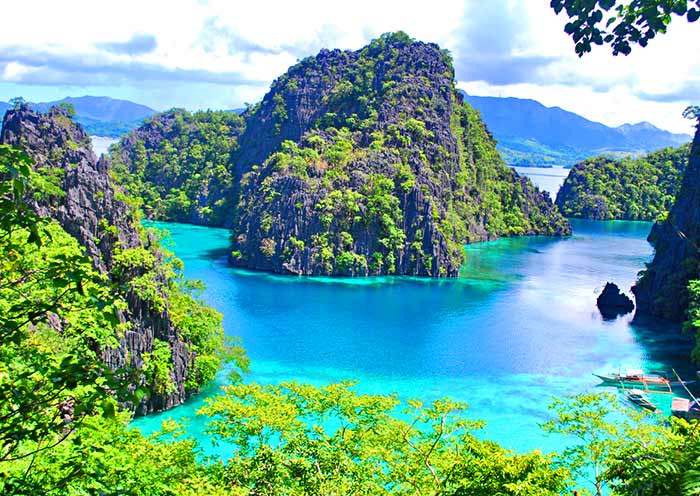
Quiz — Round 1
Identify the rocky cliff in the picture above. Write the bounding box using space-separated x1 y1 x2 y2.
112 33 570 278
230 33 569 276
0 106 233 415
633 126 700 320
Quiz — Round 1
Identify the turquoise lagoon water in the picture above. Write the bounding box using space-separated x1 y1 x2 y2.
133 218 695 458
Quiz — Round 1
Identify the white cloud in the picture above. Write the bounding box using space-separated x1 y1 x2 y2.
0 0 697 132
2 62 31 81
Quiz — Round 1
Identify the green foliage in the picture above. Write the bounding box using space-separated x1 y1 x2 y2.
556 145 689 220
551 0 700 56
54 102 76 117
135 229 249 389
605 416 700 496
684 278 700 362
9 97 26 109
544 392 700 496
684 105 700 126
200 381 570 495
404 118 433 141
543 393 640 495
0 150 123 477
142 339 175 395
272 93 288 132
110 109 245 225
0 142 250 493
1 414 233 495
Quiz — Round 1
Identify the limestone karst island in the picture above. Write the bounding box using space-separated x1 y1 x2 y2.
2 2 700 495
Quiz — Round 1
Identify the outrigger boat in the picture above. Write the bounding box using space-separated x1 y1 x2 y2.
625 389 659 412
593 369 694 391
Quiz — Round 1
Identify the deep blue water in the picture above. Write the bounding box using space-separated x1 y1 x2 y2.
133 218 694 458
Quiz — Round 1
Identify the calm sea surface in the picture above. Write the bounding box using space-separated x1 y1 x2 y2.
133 215 694 456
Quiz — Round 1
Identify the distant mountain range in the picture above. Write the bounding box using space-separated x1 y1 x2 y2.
461 91 691 167
0 94 690 164
0 96 156 137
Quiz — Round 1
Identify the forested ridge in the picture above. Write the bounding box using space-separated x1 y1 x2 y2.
110 109 245 225
0 105 248 416
556 145 689 221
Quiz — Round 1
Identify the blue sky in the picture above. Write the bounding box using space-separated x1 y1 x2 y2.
1 0 698 133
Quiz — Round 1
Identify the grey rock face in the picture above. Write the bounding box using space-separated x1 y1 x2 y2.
229 38 570 277
0 106 198 415
632 126 700 321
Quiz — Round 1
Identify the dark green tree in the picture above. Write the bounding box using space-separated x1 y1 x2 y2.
551 0 700 55
8 97 26 110
684 105 700 126
54 102 76 117
0 145 122 484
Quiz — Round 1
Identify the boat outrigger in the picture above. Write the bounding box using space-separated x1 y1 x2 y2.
625 389 660 413
593 369 694 391
593 369 695 389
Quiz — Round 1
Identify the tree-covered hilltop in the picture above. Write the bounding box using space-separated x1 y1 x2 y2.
0 106 247 416
110 109 245 225
555 144 689 220
112 32 570 278
231 33 569 277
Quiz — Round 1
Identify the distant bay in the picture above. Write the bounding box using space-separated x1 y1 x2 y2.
513 165 569 199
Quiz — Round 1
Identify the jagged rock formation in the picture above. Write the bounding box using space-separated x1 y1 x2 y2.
0 106 225 415
633 126 700 320
229 34 570 277
556 146 689 221
597 282 635 319
113 33 569 278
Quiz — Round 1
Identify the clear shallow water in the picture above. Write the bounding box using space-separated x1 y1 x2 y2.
133 219 694 457
513 165 569 199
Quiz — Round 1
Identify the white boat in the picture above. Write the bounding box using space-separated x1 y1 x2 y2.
593 369 693 390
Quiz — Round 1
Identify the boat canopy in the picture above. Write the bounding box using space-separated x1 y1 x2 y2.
625 369 644 377
672 397 690 413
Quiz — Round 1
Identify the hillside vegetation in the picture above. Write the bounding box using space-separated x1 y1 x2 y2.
111 32 570 278
556 145 689 221
110 109 245 225
0 107 247 415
